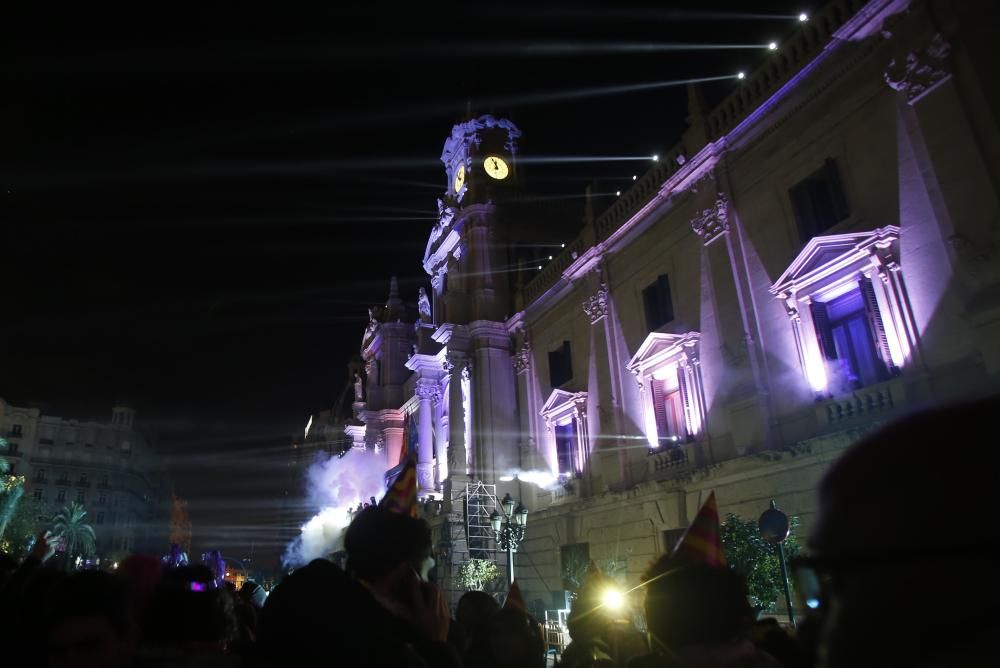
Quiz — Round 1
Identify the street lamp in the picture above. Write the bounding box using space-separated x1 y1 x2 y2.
491 492 529 586
759 499 795 628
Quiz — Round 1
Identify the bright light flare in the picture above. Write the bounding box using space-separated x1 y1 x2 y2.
737 71 746 80
631 175 637 180
616 190 621 196
652 154 659 161
602 587 625 611
768 42 778 50
799 12 808 22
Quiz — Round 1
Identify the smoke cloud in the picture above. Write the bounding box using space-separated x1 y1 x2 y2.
282 449 387 567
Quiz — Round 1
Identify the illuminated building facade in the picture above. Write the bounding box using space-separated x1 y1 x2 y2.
331 0 1000 612
0 399 166 559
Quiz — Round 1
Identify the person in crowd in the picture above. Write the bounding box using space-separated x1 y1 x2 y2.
466 606 545 668
808 395 1000 667
344 507 447 628
139 564 239 664
632 492 780 668
44 570 135 668
343 506 457 667
450 589 500 657
257 557 427 667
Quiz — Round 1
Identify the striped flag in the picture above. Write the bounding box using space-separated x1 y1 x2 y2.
671 491 727 568
398 412 416 466
379 458 418 518
504 579 526 611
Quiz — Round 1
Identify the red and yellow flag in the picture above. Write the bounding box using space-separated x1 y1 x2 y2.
504 579 526 611
379 458 417 518
671 491 727 568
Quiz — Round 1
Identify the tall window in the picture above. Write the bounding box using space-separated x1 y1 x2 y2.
548 341 573 388
643 274 675 331
56 490 66 503
811 283 889 391
650 371 687 448
10 424 23 436
33 488 43 501
554 422 577 476
789 158 849 242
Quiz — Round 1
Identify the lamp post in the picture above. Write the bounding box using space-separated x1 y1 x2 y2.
758 499 795 628
490 492 528 587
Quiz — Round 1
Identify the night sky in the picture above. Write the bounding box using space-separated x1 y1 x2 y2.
1 1 809 564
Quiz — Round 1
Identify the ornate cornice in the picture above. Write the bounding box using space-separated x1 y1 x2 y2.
415 380 443 405
884 33 951 105
581 283 610 324
690 193 730 245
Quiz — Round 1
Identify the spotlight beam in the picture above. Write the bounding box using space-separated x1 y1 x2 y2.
517 156 653 164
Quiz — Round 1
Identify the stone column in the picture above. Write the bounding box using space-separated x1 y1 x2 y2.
434 393 447 486
415 380 440 494
445 354 467 476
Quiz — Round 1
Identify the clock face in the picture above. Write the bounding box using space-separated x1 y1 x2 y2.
483 155 510 180
453 164 465 193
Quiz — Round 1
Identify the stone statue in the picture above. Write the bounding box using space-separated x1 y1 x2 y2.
437 198 456 228
418 287 432 322
353 373 364 402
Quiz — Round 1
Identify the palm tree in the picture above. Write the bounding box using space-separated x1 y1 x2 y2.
51 502 96 569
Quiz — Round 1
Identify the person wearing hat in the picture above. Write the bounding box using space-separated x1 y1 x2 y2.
632 492 780 668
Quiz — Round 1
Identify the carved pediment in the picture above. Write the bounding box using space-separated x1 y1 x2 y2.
770 226 900 298
627 331 701 377
540 389 587 424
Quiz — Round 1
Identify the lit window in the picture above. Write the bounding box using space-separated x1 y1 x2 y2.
627 332 706 448
771 227 911 397
540 390 589 477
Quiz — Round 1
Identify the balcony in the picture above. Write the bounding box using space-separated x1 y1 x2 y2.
816 376 907 427
97 482 111 490
648 443 694 480
33 476 49 484
55 478 71 487
76 480 91 488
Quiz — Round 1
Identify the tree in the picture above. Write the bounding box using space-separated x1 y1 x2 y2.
719 512 800 613
169 493 192 553
1 495 47 558
50 502 97 569
457 558 500 591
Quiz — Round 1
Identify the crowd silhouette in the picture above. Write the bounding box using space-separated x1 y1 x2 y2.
1 396 995 667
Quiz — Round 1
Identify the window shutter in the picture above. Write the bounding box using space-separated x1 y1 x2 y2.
650 380 669 443
859 276 896 376
810 301 837 360
676 368 692 440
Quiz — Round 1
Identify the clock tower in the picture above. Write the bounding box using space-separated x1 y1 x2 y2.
422 114 522 484
426 114 522 324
